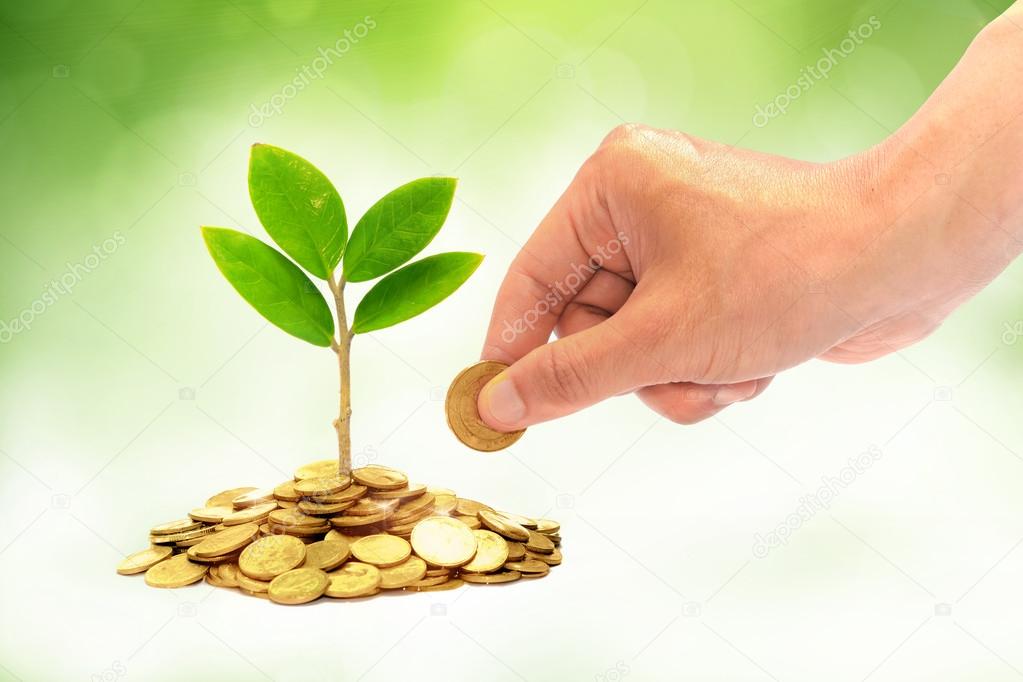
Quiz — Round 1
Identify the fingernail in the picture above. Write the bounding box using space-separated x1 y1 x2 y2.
479 373 526 428
712 383 756 406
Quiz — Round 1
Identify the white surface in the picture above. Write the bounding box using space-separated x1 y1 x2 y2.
3 314 1023 682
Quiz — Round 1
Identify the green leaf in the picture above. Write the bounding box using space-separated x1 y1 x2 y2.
248 144 347 280
352 252 483 333
343 177 456 282
201 227 335 347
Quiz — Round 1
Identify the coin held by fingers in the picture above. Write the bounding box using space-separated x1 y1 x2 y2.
445 361 525 451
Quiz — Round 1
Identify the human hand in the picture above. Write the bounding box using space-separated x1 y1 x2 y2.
475 12 1023 430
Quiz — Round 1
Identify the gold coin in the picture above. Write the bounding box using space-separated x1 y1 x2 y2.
297 499 356 516
526 547 562 566
350 534 412 567
462 530 510 573
427 486 456 496
273 481 300 502
410 516 477 568
378 556 428 589
405 574 449 589
453 515 482 530
389 508 435 533
408 578 464 592
325 529 364 545
371 483 427 500
520 566 550 578
223 501 278 526
206 571 229 588
384 526 416 538
352 465 408 490
534 519 560 534
445 361 524 451
150 518 202 536
346 497 399 517
232 488 274 509
117 546 173 575
424 567 451 578
266 523 329 538
330 511 390 529
525 530 555 554
303 540 350 571
216 562 240 587
188 506 233 523
236 572 270 593
433 494 457 515
294 475 351 497
455 498 492 516
192 523 259 558
505 542 526 561
186 545 242 564
477 509 529 542
238 535 307 581
460 570 521 584
390 493 435 520
311 484 367 504
150 526 216 545
504 559 548 574
144 553 208 588
499 511 538 529
325 562 381 598
206 486 256 508
294 459 339 481
268 508 324 528
268 567 329 604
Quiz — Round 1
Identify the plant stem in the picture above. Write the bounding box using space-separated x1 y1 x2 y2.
328 273 353 476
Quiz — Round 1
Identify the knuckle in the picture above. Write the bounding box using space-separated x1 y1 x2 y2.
600 122 649 148
538 342 593 406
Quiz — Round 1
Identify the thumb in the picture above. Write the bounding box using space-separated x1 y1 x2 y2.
477 309 659 430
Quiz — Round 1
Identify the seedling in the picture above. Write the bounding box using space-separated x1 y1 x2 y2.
202 144 482 476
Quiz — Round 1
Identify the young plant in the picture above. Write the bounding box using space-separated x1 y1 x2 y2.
201 144 482 476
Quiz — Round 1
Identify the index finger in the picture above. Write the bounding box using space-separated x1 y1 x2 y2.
481 165 629 364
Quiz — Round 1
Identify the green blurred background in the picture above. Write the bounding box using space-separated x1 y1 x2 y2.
2 1 1022 680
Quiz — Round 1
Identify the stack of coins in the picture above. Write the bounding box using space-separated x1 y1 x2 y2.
118 462 562 603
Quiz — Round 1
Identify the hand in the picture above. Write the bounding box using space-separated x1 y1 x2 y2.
475 11 1023 430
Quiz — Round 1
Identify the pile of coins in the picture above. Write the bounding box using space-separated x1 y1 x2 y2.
118 462 562 604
